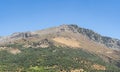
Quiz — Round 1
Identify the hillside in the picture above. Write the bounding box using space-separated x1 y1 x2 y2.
0 24 120 72
0 45 120 72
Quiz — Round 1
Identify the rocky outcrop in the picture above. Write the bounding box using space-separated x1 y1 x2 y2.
58 24 78 33
68 24 120 50
23 39 53 48
0 32 38 45
11 32 33 39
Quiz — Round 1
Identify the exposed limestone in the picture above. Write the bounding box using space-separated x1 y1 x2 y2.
11 32 32 39
23 39 52 48
92 64 106 70
71 69 84 72
68 24 120 50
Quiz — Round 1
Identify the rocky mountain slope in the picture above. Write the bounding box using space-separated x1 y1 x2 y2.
0 24 120 60
69 25 120 50
1 24 120 50
0 24 120 71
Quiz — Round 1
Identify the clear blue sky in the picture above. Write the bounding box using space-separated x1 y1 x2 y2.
0 0 120 39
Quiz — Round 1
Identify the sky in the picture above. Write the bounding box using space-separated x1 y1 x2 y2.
0 0 120 39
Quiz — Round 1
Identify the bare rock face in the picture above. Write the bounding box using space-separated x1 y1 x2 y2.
59 24 78 33
0 32 38 45
10 32 32 39
38 39 52 48
23 39 52 48
68 24 120 50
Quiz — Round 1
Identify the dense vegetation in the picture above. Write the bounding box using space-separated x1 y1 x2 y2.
0 44 120 72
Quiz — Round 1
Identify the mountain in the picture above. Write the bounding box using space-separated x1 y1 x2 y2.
1 24 120 50
0 24 120 72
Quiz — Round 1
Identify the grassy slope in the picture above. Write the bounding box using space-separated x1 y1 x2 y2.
0 44 120 72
